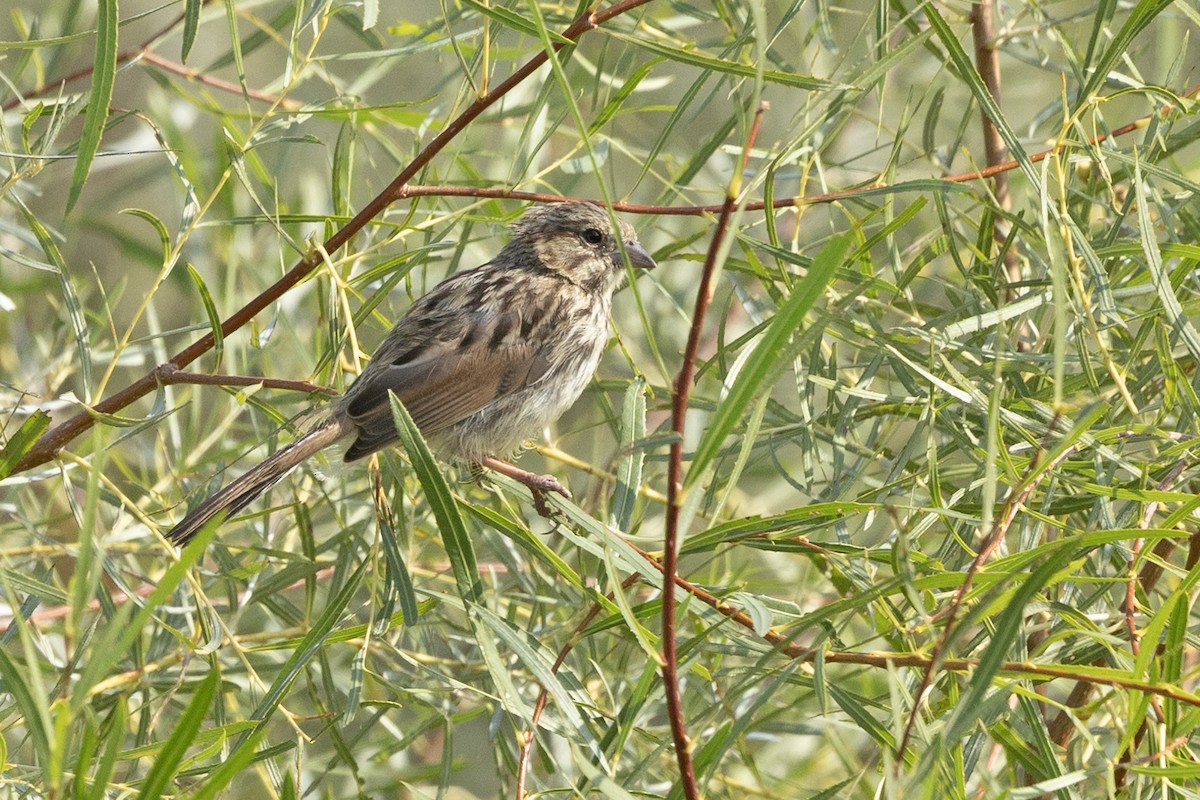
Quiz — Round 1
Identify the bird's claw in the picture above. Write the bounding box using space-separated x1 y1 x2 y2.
521 473 571 518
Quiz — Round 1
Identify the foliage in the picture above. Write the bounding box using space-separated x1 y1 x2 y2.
1 0 1199 797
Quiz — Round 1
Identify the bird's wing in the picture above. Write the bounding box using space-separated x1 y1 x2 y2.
340 309 550 461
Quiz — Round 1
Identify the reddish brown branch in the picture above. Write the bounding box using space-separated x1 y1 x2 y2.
970 0 1021 293
139 51 293 107
659 101 768 800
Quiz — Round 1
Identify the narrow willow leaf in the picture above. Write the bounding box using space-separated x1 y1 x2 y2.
0 410 50 478
610 32 836 91
944 541 1082 742
67 0 118 212
237 558 367 745
921 4 1036 183
221 0 249 95
181 0 201 61
121 208 172 267
463 0 572 44
611 378 646 530
1079 0 1174 100
244 602 434 653
186 264 224 369
0 648 52 778
361 0 379 30
17 199 93 396
686 233 848 488
377 502 420 629
590 59 657 134
471 605 592 736
71 522 215 711
1135 156 1200 360
389 394 482 604
134 671 220 799
185 726 270 800
88 699 127 797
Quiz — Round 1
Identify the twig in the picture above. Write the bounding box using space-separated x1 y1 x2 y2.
154 364 337 396
896 413 1071 761
970 0 1021 293
514 573 642 799
660 101 768 800
139 51 294 107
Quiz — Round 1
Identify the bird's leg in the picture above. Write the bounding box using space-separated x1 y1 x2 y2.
479 456 571 517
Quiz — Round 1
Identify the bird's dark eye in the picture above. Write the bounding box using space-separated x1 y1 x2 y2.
581 228 603 245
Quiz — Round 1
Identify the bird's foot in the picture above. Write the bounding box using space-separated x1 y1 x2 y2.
479 456 571 518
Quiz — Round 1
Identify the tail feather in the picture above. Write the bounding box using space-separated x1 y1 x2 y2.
166 415 353 546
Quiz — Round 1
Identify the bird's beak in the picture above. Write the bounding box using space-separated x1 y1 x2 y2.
621 242 657 270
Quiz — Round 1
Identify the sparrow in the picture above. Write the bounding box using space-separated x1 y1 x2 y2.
165 202 656 545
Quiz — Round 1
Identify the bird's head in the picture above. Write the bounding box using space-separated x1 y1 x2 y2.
510 202 656 294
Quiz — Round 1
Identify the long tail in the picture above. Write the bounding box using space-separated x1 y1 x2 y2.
165 415 354 546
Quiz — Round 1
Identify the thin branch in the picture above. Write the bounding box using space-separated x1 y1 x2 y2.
660 101 768 800
970 0 1021 292
139 51 295 107
155 365 336 396
897 414 1071 760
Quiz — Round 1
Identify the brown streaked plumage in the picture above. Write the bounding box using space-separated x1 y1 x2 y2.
165 202 655 545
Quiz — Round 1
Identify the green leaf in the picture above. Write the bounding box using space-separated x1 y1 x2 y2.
180 0 201 61
0 647 53 778
186 264 224 369
609 32 837 91
921 3 1036 183
71 524 214 711
1079 0 1175 100
389 394 482 604
1135 154 1200 361
67 0 118 212
463 0 572 44
16 198 93 396
686 232 848 488
226 557 369 769
134 672 220 799
944 541 1082 742
85 699 127 799
0 410 50 478
611 378 646 530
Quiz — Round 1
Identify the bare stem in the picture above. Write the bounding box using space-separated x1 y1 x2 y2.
660 101 768 800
